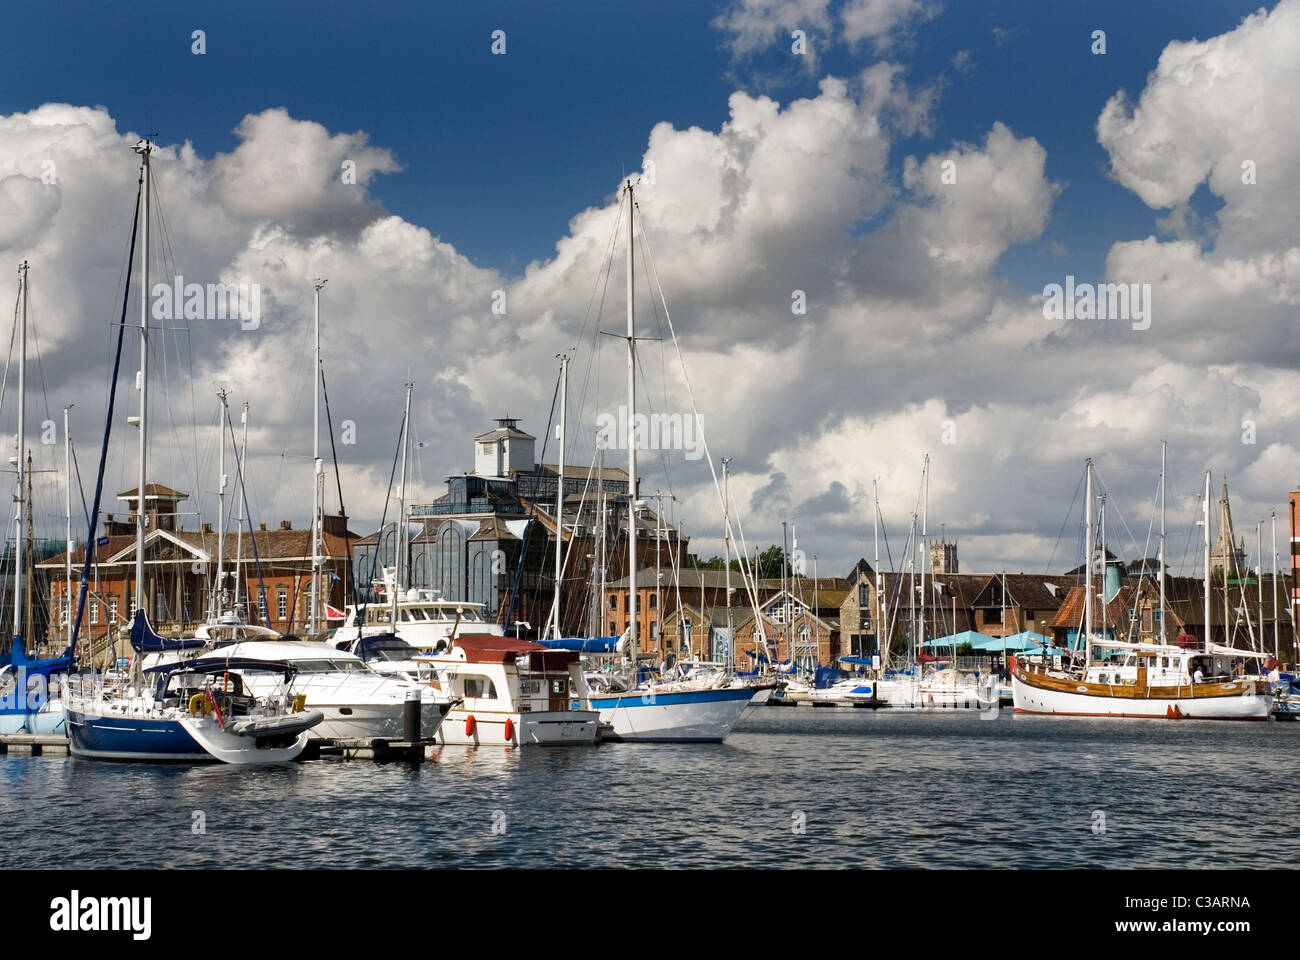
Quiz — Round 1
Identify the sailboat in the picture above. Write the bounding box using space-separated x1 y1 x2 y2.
0 261 74 735
566 180 756 742
1012 459 1272 719
64 140 326 762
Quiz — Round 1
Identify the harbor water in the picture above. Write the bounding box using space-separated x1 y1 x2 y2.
5 709 1295 869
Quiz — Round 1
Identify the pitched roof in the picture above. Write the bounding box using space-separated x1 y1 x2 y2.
116 483 189 500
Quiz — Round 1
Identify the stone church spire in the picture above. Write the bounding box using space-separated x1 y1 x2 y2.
1210 478 1248 576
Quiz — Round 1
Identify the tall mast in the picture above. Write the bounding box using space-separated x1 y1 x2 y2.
722 458 733 670
1255 519 1263 652
1202 471 1211 654
781 520 789 663
624 180 639 668
214 389 228 618
392 381 413 627
133 141 151 630
1159 440 1166 644
655 492 662 655
234 402 248 617
873 477 881 667
1084 459 1093 666
64 403 73 649
920 455 929 651
1272 509 1281 661
310 279 326 635
13 261 27 648
597 443 606 639
549 355 567 641
1099 494 1107 637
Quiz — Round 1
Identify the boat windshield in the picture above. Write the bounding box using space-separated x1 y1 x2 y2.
291 659 372 673
365 640 418 662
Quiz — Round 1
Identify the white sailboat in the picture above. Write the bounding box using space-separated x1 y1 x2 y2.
1012 459 1271 719
571 179 756 742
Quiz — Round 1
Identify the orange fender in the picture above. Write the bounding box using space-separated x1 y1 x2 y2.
503 717 514 741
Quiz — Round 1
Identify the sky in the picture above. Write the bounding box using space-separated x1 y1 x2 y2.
1 0 1297 580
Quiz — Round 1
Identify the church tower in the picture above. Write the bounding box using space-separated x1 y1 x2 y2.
1209 479 1248 576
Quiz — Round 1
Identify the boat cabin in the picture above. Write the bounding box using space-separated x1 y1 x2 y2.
418 634 583 714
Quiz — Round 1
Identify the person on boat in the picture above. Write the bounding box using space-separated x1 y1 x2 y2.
1193 665 1204 684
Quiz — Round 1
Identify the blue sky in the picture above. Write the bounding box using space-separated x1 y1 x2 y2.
0 0 1266 282
3 0 1295 575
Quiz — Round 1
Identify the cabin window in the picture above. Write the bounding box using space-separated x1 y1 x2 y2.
464 678 497 700
552 679 567 695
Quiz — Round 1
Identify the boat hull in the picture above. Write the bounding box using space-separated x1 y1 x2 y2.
308 701 446 741
1012 669 1271 720
435 709 600 747
589 686 756 742
66 707 213 762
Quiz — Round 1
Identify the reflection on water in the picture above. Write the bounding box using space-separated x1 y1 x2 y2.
3 709 1296 868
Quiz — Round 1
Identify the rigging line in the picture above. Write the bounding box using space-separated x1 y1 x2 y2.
70 173 142 655
359 405 408 631
0 278 17 424
223 402 270 626
320 365 357 610
1043 465 1085 574
502 369 561 632
634 204 759 619
1091 467 1145 566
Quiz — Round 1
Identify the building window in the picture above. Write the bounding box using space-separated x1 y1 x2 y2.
277 590 288 620
649 594 658 610
608 621 617 635
608 595 617 610
986 608 1002 624
90 599 99 625
859 584 870 606
109 598 119 624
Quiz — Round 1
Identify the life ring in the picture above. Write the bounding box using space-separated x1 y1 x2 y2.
503 718 514 742
465 714 476 738
188 693 213 716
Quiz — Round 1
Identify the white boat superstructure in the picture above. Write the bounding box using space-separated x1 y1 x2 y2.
418 634 599 746
338 575 504 652
158 639 448 741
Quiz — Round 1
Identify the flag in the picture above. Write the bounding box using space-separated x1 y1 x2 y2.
324 603 346 620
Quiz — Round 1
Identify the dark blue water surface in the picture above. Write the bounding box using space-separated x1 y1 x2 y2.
4 708 1295 869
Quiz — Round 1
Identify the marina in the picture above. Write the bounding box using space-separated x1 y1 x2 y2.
1 2 1299 916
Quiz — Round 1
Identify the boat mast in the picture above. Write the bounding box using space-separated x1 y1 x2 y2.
1083 458 1093 667
655 491 662 655
1159 440 1166 644
597 443 606 639
1272 509 1281 661
134 140 152 639
549 354 567 641
1099 494 1107 637
13 261 27 650
624 180 639 672
310 279 326 635
392 381 413 627
64 403 73 650
781 519 789 664
234 402 248 618
1202 471 1211 655
214 388 228 618
920 455 929 655
873 477 881 669
723 458 733 671
1257 519 1264 652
